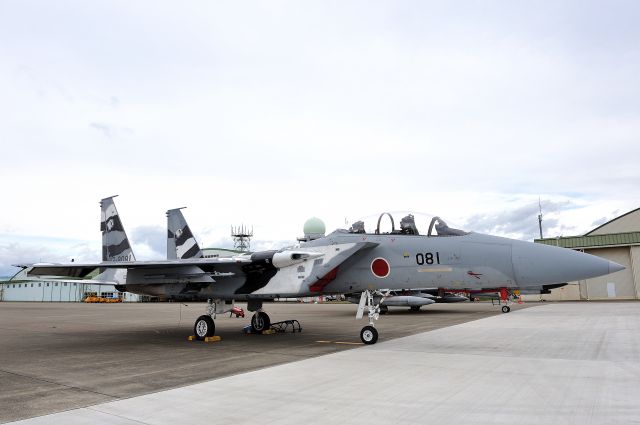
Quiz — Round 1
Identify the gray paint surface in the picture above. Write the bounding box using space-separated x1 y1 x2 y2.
8 302 640 425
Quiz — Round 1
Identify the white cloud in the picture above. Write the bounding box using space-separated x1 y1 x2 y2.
0 235 99 277
0 1 639 267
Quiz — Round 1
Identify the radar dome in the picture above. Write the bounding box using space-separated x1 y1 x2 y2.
303 217 326 237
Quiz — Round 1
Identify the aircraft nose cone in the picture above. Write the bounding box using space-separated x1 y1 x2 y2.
609 261 625 274
512 241 621 286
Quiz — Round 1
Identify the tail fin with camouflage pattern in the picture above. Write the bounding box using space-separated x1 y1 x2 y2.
101 196 136 262
167 207 203 260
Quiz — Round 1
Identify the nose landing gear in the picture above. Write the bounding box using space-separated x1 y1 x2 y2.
357 290 384 344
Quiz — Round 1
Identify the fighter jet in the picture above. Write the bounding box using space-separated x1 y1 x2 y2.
28 198 625 344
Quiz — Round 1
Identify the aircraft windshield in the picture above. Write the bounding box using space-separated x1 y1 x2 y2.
347 212 468 237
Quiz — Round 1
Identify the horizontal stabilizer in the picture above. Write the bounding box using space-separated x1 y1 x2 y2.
28 265 99 278
27 257 252 279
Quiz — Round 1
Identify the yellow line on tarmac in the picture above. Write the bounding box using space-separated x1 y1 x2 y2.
316 340 364 345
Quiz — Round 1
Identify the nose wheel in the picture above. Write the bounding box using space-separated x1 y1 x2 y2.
360 325 378 344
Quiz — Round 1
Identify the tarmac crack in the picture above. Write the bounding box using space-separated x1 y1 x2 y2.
0 368 121 400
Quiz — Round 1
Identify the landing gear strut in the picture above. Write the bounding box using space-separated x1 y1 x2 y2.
356 290 382 344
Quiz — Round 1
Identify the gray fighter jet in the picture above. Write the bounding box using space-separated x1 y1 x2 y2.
28 197 625 344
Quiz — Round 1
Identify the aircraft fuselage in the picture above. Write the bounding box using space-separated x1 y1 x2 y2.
122 231 618 301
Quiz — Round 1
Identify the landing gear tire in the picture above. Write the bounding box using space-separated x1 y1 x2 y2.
194 315 215 340
410 306 421 312
502 305 511 313
251 311 271 333
360 326 378 345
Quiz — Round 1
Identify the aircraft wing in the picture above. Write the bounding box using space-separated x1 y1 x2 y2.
27 243 378 293
27 257 252 279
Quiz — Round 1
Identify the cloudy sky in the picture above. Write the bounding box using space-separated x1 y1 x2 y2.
1 1 639 276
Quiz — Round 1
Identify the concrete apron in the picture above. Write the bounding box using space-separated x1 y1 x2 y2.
10 302 640 425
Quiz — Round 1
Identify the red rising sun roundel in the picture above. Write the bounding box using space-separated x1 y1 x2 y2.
371 257 390 278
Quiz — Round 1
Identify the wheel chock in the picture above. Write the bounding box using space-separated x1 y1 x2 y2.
188 335 222 342
261 329 276 335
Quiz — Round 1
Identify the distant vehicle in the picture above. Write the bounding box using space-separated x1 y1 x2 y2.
27 198 624 344
84 295 122 303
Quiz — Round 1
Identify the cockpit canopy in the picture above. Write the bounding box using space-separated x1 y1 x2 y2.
347 212 468 237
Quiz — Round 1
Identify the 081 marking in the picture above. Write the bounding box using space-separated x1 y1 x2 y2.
416 252 440 265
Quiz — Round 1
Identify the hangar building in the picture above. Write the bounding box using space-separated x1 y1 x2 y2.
534 207 640 300
0 267 141 302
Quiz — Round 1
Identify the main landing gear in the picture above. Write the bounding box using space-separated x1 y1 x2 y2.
356 290 383 344
251 311 271 333
194 299 219 340
192 299 274 340
247 299 272 334
194 315 215 339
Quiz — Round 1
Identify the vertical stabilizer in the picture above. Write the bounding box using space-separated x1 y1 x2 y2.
167 208 203 259
101 196 136 262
